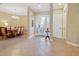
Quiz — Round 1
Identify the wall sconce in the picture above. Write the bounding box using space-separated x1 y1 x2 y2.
4 22 8 27
11 8 19 19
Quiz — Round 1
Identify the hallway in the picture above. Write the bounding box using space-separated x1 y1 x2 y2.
0 35 79 56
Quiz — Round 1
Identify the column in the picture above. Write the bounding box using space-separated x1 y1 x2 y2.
50 3 53 38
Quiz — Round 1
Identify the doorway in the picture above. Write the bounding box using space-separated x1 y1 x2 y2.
53 12 63 38
35 14 50 36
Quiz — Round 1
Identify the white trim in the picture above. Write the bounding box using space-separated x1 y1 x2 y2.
66 41 79 47
53 36 64 39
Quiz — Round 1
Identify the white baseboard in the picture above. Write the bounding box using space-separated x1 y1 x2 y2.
53 36 64 39
66 41 79 47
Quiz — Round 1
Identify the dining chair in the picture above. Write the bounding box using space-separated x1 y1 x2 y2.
6 27 12 38
20 26 24 35
17 26 21 36
0 27 9 40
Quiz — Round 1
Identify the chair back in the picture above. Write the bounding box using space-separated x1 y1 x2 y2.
1 27 6 35
21 27 24 34
11 27 15 30
18 27 21 34
6 27 10 30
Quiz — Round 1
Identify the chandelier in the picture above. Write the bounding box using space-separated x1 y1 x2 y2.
11 8 19 19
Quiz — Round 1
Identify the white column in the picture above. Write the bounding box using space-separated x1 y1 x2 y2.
50 3 53 38
27 7 30 35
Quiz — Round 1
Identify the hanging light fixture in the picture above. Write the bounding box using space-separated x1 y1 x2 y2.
11 8 19 19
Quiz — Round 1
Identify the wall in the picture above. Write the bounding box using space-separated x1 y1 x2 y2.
66 4 79 44
0 12 27 31
20 16 27 31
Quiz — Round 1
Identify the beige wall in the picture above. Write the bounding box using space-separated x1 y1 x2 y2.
66 4 79 44
20 16 27 30
0 12 27 30
62 4 67 39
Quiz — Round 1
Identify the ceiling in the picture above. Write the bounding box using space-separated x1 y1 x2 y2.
0 3 64 16
53 3 65 9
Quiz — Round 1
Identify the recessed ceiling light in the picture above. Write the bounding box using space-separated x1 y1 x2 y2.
38 4 41 8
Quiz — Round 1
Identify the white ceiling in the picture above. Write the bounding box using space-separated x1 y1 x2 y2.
0 3 64 16
53 3 65 9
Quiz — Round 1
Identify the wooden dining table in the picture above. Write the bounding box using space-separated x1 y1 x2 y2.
6 28 18 37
